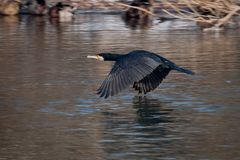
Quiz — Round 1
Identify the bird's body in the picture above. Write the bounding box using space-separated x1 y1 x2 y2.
49 2 77 21
23 0 48 15
87 50 194 98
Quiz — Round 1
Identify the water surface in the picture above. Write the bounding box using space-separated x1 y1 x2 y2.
0 14 240 160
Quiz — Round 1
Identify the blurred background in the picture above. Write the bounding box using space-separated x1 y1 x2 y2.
0 0 240 160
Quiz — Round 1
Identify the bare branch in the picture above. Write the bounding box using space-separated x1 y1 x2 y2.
160 0 240 29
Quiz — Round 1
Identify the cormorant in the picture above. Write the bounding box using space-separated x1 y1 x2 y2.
87 50 194 98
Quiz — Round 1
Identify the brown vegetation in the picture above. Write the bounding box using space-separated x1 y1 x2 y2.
161 0 240 29
1 0 240 30
116 0 240 30
0 0 21 15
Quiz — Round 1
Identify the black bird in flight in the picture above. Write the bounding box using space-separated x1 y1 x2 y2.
87 50 194 98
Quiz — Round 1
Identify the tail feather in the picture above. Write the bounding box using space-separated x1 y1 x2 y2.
173 66 195 75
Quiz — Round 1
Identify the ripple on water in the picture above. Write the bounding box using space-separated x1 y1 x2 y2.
39 98 101 116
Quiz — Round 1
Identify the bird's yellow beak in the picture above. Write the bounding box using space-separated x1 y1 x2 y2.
87 55 104 61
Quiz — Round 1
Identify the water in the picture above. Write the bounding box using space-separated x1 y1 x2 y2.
0 14 240 160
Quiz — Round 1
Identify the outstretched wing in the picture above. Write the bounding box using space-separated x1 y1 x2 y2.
97 55 160 98
133 66 171 94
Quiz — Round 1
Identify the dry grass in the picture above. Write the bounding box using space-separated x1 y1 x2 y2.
116 0 240 30
161 0 240 29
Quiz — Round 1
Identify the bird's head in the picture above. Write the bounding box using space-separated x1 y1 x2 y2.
87 53 121 61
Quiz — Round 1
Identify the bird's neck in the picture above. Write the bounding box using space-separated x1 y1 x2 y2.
104 54 123 61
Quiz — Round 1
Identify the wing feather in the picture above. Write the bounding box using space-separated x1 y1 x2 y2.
133 66 171 94
97 56 160 98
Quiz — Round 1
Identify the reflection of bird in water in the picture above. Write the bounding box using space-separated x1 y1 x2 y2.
133 96 174 125
123 15 151 30
87 50 194 98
